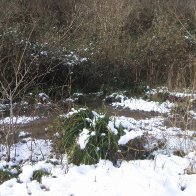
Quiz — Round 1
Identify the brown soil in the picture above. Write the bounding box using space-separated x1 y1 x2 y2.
1 100 195 143
76 101 163 120
106 105 162 120
0 103 68 142
18 116 56 140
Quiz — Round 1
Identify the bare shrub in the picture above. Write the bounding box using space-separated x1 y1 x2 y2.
0 0 195 92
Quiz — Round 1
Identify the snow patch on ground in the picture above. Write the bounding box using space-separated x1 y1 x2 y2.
114 116 196 154
112 98 173 113
0 139 51 162
189 110 196 119
0 92 195 195
146 87 196 99
0 116 39 125
18 131 31 138
61 108 87 118
118 130 143 145
0 154 196 196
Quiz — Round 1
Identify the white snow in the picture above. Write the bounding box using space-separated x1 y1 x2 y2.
113 116 164 131
106 92 128 102
146 87 196 99
0 139 51 162
107 121 118 135
112 98 173 113
189 110 196 119
18 131 31 138
0 155 196 196
113 116 196 153
77 128 90 149
38 93 49 101
62 108 87 118
0 93 196 196
118 129 144 145
0 116 39 125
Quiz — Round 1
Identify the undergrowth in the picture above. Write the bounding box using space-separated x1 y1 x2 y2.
0 165 21 184
54 108 121 165
53 107 161 165
32 169 50 183
0 0 195 95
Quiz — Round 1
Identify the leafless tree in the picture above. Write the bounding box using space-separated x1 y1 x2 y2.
0 23 59 161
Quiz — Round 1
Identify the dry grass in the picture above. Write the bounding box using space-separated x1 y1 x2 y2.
0 0 195 93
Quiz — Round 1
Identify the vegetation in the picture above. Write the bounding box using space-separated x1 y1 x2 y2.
0 165 21 184
53 108 162 165
0 170 13 184
54 108 119 165
0 3 195 193
0 0 195 166
0 0 195 96
32 169 50 183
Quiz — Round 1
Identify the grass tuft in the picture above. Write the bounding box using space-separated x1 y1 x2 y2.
32 169 49 183
54 108 120 165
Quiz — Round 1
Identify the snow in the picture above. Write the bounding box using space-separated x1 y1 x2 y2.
40 51 48 56
0 116 39 125
107 121 118 135
118 130 144 145
171 92 196 99
189 110 196 119
61 108 87 118
113 116 196 154
0 139 51 162
19 165 34 183
112 98 174 113
0 155 196 196
64 51 88 66
77 128 90 149
113 116 164 131
18 131 31 138
38 93 49 101
106 92 128 102
146 87 196 99
0 93 196 195
19 162 52 183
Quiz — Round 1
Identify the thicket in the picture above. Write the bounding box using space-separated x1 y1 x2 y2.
0 0 195 97
53 108 157 165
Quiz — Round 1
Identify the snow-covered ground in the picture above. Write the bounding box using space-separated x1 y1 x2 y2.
0 90 196 196
0 149 196 196
147 87 196 99
0 139 52 163
0 116 39 125
112 98 173 113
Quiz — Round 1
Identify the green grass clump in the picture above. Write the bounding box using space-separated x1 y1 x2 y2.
0 164 22 184
0 170 12 184
32 169 50 183
54 108 120 165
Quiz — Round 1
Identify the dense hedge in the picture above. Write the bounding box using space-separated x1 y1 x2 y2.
0 0 195 98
